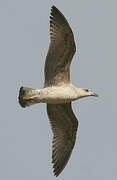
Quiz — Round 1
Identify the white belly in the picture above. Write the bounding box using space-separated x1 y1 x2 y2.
40 85 79 104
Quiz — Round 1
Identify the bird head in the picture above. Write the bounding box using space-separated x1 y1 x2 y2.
77 88 99 99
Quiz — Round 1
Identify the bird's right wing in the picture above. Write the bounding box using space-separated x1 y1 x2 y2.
44 6 76 87
47 103 78 176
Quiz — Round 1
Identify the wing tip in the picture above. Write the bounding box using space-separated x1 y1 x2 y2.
50 5 67 23
51 5 58 13
53 164 62 177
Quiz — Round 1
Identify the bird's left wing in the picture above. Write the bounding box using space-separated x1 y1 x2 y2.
47 103 78 176
44 6 76 87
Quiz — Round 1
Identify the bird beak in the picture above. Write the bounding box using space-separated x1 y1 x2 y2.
91 92 99 97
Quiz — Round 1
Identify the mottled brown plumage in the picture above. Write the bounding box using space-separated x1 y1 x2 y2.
44 6 76 87
47 103 78 176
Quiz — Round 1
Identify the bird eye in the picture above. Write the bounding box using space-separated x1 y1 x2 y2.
84 89 89 92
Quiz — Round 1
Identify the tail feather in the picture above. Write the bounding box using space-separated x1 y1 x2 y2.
18 87 36 108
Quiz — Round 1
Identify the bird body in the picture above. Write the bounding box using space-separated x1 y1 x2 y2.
18 6 98 177
19 84 97 107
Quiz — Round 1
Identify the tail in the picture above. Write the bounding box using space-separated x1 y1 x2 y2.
18 86 37 108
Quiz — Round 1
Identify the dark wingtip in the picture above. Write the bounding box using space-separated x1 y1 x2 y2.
51 5 56 10
18 87 27 108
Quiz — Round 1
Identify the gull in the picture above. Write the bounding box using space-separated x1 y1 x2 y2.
18 5 98 177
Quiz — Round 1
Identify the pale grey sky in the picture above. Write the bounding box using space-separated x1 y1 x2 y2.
0 0 117 179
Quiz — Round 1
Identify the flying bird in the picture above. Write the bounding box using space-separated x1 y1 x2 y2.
18 6 98 177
